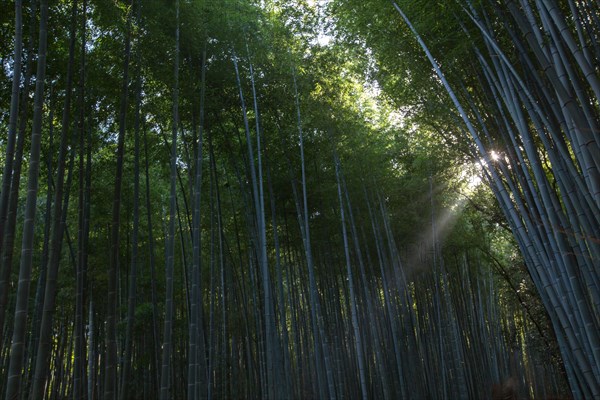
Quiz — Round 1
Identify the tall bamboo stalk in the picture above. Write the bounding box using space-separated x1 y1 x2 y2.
104 6 132 398
4 0 49 396
159 0 179 397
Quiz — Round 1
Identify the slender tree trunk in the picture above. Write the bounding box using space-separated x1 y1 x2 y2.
4 0 49 396
30 2 78 396
188 48 207 400
87 299 94 400
291 68 337 400
266 162 293 397
73 1 88 398
160 1 179 397
332 152 367 400
105 6 132 399
143 120 160 397
0 0 37 352
119 9 142 396
0 0 23 260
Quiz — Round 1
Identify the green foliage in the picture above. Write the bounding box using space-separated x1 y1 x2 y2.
0 0 573 398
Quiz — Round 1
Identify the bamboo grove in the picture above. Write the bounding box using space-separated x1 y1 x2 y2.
0 0 593 399
334 0 600 397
